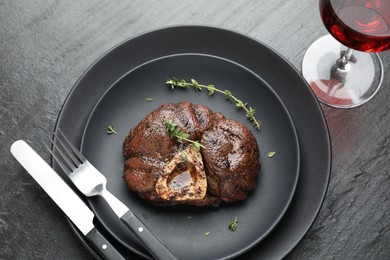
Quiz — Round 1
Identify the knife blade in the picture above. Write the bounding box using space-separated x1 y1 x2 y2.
10 140 125 260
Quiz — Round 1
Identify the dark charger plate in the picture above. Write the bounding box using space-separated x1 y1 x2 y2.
54 26 331 260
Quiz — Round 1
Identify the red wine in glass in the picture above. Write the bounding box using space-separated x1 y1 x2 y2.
302 0 389 108
320 0 390 52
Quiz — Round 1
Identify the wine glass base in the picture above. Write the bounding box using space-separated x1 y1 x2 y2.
302 35 384 108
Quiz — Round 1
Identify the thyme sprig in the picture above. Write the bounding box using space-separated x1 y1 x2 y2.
166 78 260 130
166 120 205 151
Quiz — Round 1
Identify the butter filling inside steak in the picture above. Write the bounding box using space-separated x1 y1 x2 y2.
122 102 260 206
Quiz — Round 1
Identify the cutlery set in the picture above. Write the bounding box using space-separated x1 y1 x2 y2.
10 130 177 260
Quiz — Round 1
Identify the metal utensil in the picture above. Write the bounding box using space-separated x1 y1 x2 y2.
10 140 125 260
47 129 177 260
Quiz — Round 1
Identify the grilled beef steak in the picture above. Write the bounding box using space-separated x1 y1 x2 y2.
122 102 260 206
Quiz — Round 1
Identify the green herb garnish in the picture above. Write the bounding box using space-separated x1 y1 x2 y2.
181 151 188 162
142 213 148 220
267 151 276 158
204 231 211 236
107 125 117 134
166 78 261 130
166 120 205 151
145 97 154 102
228 217 238 231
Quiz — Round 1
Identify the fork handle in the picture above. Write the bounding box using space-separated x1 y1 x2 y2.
121 211 178 260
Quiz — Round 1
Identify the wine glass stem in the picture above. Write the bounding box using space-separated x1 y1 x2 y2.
339 48 354 69
330 47 354 83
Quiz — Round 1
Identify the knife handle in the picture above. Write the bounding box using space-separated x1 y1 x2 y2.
121 211 177 260
86 227 125 260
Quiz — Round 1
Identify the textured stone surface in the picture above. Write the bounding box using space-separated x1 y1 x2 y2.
1 0 389 259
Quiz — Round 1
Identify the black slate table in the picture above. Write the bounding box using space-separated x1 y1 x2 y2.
1 1 389 259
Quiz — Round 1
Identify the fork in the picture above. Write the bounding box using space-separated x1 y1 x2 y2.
47 129 177 260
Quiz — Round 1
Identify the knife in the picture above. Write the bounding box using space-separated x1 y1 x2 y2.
10 140 125 260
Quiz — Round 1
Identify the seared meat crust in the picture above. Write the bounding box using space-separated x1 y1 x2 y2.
123 102 260 206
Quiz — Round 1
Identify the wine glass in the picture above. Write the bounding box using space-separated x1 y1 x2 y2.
302 0 390 108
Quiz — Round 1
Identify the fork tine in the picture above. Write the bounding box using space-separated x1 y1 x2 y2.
54 131 81 168
48 136 77 171
57 128 86 162
45 143 72 175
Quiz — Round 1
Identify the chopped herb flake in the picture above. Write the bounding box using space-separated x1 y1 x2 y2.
267 151 276 158
228 217 238 231
142 213 148 220
146 98 154 102
204 231 211 236
107 125 117 134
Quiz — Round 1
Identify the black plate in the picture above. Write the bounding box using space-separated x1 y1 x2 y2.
54 25 331 260
80 53 300 260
